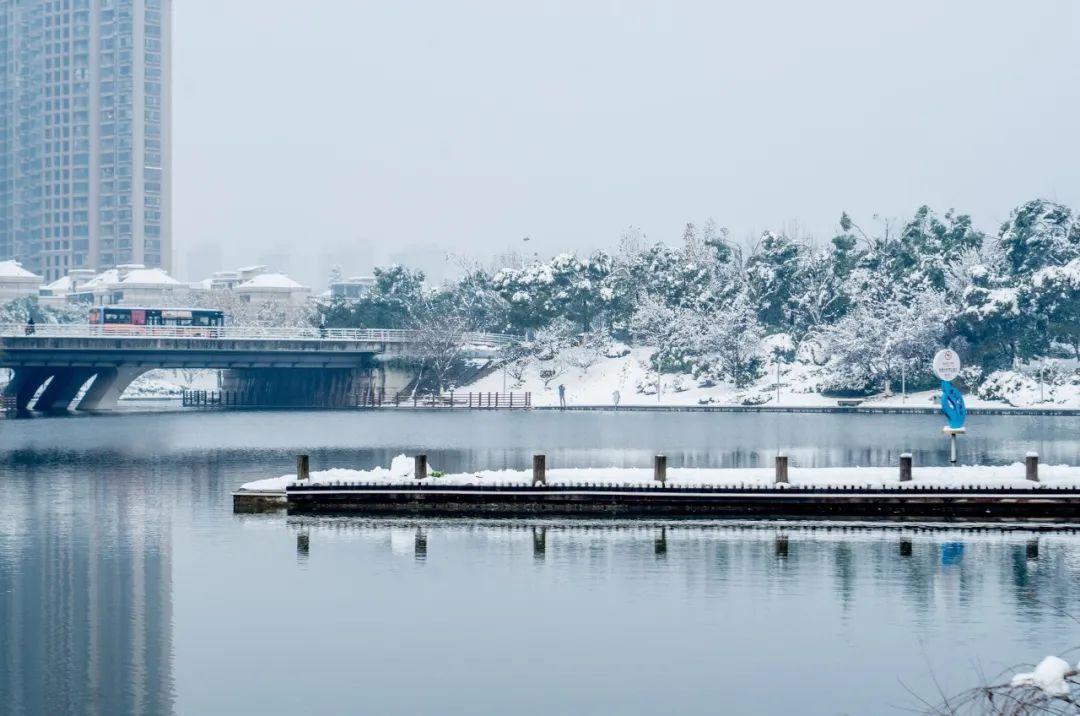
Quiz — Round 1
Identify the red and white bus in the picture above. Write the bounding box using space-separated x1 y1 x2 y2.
88 307 225 334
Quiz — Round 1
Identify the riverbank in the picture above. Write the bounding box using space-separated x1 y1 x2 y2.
462 347 1080 411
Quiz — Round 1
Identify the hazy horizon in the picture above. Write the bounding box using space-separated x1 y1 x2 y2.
173 0 1079 286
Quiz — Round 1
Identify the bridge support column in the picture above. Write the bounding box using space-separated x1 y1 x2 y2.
2 368 54 412
221 367 375 407
34 368 96 411
76 367 147 411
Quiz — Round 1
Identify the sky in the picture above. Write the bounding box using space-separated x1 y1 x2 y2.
172 0 1080 285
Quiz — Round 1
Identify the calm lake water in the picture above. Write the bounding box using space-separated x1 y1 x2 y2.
2 408 1080 715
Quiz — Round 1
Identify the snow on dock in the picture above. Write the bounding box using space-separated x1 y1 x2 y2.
239 454 1080 495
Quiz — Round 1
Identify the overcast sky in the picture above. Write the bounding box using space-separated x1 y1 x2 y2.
173 0 1080 284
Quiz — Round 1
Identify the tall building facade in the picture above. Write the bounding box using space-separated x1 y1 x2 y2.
0 0 171 283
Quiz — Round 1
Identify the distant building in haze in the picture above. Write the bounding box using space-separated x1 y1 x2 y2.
0 0 172 282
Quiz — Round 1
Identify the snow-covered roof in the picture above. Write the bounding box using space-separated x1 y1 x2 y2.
43 274 74 292
118 267 181 286
236 273 307 290
189 278 214 290
0 260 41 280
81 269 120 288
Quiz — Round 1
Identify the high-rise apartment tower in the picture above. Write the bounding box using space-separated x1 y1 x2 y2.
0 0 171 281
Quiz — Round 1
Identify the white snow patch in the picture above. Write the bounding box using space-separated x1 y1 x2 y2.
240 458 1080 493
237 272 305 289
1010 656 1075 697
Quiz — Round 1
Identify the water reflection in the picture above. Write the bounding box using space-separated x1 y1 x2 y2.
0 490 173 715
272 517 1080 622
1 410 1079 715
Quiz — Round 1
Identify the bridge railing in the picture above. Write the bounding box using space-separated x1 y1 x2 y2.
0 324 518 348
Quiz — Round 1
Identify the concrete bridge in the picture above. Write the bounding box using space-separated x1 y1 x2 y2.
0 325 514 411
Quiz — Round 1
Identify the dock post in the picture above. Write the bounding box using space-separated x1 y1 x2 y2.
533 454 546 486
775 534 789 558
1026 452 1039 482
415 454 428 480
297 454 310 481
775 455 789 484
899 453 912 482
900 538 912 557
654 454 667 484
1026 539 1038 560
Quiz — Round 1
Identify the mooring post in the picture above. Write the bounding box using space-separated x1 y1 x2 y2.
900 538 912 557
775 454 789 484
775 534 789 558
297 454 310 481
1026 539 1039 560
654 454 667 484
533 454 546 486
1026 452 1039 482
899 453 912 482
415 454 428 480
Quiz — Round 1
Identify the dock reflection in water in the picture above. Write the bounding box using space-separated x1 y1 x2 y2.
207 515 1080 715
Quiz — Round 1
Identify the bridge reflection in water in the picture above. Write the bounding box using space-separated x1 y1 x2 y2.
0 325 513 411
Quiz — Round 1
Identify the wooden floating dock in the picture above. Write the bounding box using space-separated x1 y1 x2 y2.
233 482 1080 520
233 452 1080 520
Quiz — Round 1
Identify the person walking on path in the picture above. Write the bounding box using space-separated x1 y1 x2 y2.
612 390 620 408
558 383 566 409
25 316 35 335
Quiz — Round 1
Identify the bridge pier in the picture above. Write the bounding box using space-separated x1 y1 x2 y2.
77 367 147 411
221 367 377 407
2 368 54 412
34 368 97 411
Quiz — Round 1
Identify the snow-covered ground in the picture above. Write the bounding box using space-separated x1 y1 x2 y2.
0 367 217 400
122 369 219 399
461 347 1080 409
240 454 1080 493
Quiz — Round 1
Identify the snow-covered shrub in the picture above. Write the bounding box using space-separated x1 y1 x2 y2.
739 390 770 406
604 341 631 358
762 333 796 363
976 370 1041 405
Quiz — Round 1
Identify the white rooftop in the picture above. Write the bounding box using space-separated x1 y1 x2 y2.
43 274 74 292
236 272 307 290
119 267 182 286
0 260 41 280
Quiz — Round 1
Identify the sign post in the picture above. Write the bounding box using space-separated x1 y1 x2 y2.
932 349 966 465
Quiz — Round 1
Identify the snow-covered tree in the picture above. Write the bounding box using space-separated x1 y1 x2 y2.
692 291 764 388
328 264 344 288
745 231 805 330
819 290 951 393
999 199 1080 276
1032 258 1080 359
951 266 1038 370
